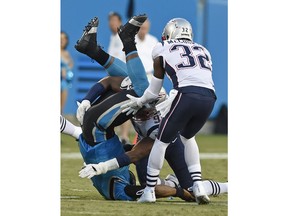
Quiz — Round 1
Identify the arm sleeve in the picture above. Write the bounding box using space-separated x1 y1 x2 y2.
83 82 106 103
140 76 164 104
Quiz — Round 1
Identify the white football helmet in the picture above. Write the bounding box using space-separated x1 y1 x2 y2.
161 18 193 41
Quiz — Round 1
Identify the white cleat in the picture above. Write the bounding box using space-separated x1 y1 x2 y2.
137 187 156 203
190 181 210 205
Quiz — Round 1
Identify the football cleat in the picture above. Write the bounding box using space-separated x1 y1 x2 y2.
75 17 100 57
137 187 156 203
118 14 147 45
188 181 210 205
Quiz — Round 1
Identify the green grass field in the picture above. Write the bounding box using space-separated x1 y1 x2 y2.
61 128 228 216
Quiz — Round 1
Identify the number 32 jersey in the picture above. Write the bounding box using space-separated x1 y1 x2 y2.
152 39 215 92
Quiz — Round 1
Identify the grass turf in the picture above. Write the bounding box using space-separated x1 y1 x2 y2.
61 132 227 216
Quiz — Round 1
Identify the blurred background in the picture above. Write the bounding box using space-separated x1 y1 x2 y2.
61 0 227 134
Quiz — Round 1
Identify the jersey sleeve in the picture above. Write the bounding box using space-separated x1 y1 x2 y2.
152 42 164 60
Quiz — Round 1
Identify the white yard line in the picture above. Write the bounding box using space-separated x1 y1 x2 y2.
61 152 227 159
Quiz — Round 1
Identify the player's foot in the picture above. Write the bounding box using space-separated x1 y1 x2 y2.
189 181 210 205
118 14 147 45
165 174 179 188
137 187 156 203
75 17 100 57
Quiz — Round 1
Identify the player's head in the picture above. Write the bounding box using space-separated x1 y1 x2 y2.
161 18 193 41
133 92 167 121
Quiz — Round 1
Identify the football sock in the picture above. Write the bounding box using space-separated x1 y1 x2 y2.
60 115 81 139
180 135 203 182
146 166 159 188
92 46 110 66
189 165 202 183
104 57 128 77
146 139 169 187
203 180 228 196
126 56 149 96
123 42 137 56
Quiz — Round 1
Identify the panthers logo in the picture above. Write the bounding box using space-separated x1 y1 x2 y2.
120 76 133 90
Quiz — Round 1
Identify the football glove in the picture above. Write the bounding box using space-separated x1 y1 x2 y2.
120 94 143 116
76 100 91 125
79 162 108 179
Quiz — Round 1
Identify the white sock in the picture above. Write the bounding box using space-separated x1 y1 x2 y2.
180 135 203 181
60 115 82 139
203 180 228 196
145 139 169 188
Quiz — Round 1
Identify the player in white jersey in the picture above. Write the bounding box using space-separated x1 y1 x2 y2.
121 18 217 204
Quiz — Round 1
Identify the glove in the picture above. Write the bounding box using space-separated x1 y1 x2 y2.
76 100 91 125
120 94 143 116
79 162 108 179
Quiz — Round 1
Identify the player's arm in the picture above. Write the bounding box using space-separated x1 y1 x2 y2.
79 137 154 178
76 76 125 124
125 137 153 163
82 76 124 103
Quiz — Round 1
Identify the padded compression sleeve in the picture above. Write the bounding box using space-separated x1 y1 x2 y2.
83 82 106 103
140 76 164 104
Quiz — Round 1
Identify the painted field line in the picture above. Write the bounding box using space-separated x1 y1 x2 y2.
61 152 227 159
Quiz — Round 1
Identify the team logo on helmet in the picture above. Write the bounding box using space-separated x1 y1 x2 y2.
120 76 133 90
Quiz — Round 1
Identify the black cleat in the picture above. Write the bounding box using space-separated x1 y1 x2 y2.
118 14 147 45
75 17 100 58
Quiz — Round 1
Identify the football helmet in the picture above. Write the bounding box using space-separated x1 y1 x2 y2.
161 18 193 41
120 76 133 90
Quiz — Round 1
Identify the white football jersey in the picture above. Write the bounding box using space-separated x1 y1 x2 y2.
152 39 215 91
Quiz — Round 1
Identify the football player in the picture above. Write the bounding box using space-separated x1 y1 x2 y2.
121 18 217 204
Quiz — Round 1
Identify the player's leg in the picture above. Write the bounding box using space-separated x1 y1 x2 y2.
74 17 128 77
177 93 216 204
60 115 82 139
118 14 149 96
164 137 194 190
202 180 228 196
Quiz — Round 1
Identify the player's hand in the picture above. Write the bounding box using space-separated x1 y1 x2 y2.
76 100 91 125
79 163 108 179
120 94 143 115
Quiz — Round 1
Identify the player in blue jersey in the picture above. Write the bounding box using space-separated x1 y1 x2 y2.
61 114 196 201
